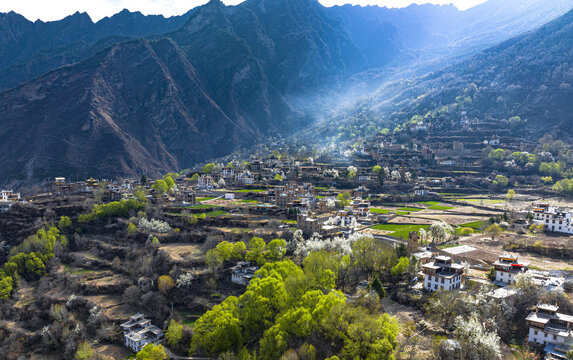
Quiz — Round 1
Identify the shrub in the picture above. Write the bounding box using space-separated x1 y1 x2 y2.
79 199 144 223
138 218 171 233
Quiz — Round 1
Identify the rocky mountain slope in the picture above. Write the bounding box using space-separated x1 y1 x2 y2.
0 9 194 91
1 0 572 184
0 39 252 180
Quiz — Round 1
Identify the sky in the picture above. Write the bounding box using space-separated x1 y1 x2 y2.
0 0 488 22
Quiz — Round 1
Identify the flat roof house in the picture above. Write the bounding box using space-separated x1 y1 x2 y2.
120 314 164 352
526 303 573 358
493 254 528 285
422 256 464 292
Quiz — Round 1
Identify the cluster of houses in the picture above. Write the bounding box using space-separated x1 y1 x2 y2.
419 251 573 359
0 189 20 213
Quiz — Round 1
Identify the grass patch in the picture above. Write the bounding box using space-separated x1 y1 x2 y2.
64 266 93 275
390 225 430 239
203 210 228 217
196 197 216 201
459 220 488 230
315 186 329 190
190 204 218 209
438 193 467 196
235 189 266 193
429 205 455 211
372 223 430 239
420 201 440 206
281 220 297 224
238 199 259 203
176 310 203 328
372 224 416 231
370 208 390 214
397 207 423 212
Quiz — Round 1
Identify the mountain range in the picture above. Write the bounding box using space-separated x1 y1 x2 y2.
0 0 572 184
339 5 573 139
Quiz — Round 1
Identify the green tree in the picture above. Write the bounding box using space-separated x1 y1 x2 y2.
158 275 175 295
486 267 496 281
266 239 287 261
492 175 509 188
205 249 224 272
299 343 317 360
216 241 235 261
508 116 521 129
231 242 246 260
190 173 200 181
390 257 410 278
152 180 169 196
553 179 573 196
488 149 505 161
203 163 216 174
58 216 71 230
133 187 148 203
166 319 183 347
372 165 382 174
246 238 266 265
190 297 242 356
337 192 351 207
0 276 13 300
137 344 167 360
506 189 516 201
163 175 175 191
340 313 399 360
75 341 93 360
484 224 503 240
539 161 566 178
24 253 46 279
371 275 385 300
542 176 554 184
127 223 137 235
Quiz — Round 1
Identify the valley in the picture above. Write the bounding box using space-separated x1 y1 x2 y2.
2 0 573 359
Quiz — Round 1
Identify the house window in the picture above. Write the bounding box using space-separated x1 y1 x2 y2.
554 335 557 340
441 278 444 283
534 330 538 335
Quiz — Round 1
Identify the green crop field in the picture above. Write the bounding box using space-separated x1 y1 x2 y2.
190 204 218 209
203 210 228 217
420 201 440 206
459 220 488 230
